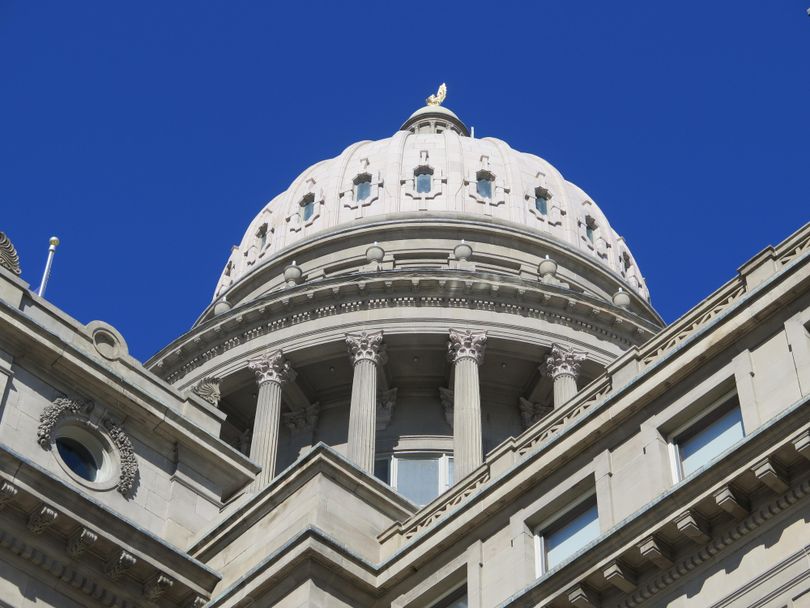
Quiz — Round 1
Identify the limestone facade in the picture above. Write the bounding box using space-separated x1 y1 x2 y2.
0 101 809 608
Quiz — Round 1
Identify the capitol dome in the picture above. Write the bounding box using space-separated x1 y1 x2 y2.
148 92 663 505
210 103 651 314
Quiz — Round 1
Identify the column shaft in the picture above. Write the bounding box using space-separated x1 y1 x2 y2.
553 374 578 407
250 380 283 489
453 357 483 479
347 359 378 473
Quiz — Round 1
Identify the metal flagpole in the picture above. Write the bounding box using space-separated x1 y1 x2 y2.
37 236 60 297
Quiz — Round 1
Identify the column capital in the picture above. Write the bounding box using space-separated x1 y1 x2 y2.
283 403 320 435
346 331 387 366
545 343 585 380
248 350 296 386
448 329 487 365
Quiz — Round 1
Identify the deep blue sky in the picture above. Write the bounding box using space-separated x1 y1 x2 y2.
2 2 809 362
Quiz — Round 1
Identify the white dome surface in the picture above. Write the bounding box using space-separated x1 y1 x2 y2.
215 106 649 302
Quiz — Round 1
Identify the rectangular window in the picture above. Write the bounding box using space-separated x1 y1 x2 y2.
535 197 548 215
670 393 744 482
416 172 432 193
355 180 371 201
432 587 467 608
374 453 453 505
476 178 492 199
536 495 599 575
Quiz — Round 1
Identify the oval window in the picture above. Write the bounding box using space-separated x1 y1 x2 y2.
56 436 99 482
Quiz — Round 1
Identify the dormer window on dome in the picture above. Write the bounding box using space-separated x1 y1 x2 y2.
354 174 372 202
415 166 433 194
535 187 550 215
585 216 597 243
256 223 269 250
300 194 316 221
476 170 494 199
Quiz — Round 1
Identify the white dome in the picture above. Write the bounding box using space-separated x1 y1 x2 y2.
214 106 650 302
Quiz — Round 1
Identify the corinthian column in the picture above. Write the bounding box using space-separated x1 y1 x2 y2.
545 344 585 407
448 329 487 480
346 331 386 473
247 350 296 489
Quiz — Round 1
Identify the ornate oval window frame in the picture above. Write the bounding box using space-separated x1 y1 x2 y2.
37 397 139 497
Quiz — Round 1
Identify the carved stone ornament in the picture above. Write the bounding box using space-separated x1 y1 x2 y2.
447 329 487 365
439 387 454 428
37 397 86 449
0 232 21 275
518 397 552 429
248 350 296 386
143 572 175 600
0 481 19 510
346 331 387 366
37 397 139 497
283 403 320 434
545 343 586 380
104 550 137 580
27 504 58 535
376 388 398 431
67 527 98 557
192 376 222 406
103 417 139 497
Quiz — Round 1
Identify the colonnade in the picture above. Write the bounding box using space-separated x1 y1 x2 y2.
243 333 585 491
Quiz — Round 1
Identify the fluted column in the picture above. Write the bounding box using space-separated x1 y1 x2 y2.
346 331 386 473
247 350 296 489
545 343 585 407
448 329 487 480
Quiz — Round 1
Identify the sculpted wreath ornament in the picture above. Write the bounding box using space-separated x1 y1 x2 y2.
37 397 139 497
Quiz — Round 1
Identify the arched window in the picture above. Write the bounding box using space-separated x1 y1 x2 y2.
585 216 597 242
476 170 494 199
354 174 372 202
535 187 550 215
300 194 315 221
415 166 433 194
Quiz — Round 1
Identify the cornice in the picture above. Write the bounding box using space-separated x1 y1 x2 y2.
0 444 219 606
149 269 657 385
0 293 258 493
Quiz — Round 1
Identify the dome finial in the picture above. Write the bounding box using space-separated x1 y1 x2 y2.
426 83 447 107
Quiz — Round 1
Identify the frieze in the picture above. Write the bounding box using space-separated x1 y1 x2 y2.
159 279 649 384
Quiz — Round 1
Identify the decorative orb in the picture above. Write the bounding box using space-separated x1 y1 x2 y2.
213 299 231 315
538 258 558 278
283 263 303 284
453 242 473 261
366 244 385 263
612 289 631 309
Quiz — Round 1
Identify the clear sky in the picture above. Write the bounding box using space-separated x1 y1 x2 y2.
2 2 809 362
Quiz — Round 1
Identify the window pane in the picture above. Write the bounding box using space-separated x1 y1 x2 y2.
545 503 599 570
374 458 390 484
586 226 594 241
679 406 744 477
416 172 432 193
477 179 492 199
536 197 548 215
302 201 314 221
56 437 98 482
356 181 371 201
397 455 440 505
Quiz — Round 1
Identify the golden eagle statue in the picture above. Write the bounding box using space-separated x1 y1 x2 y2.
426 83 447 107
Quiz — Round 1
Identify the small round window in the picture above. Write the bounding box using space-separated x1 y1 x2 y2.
53 425 113 487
